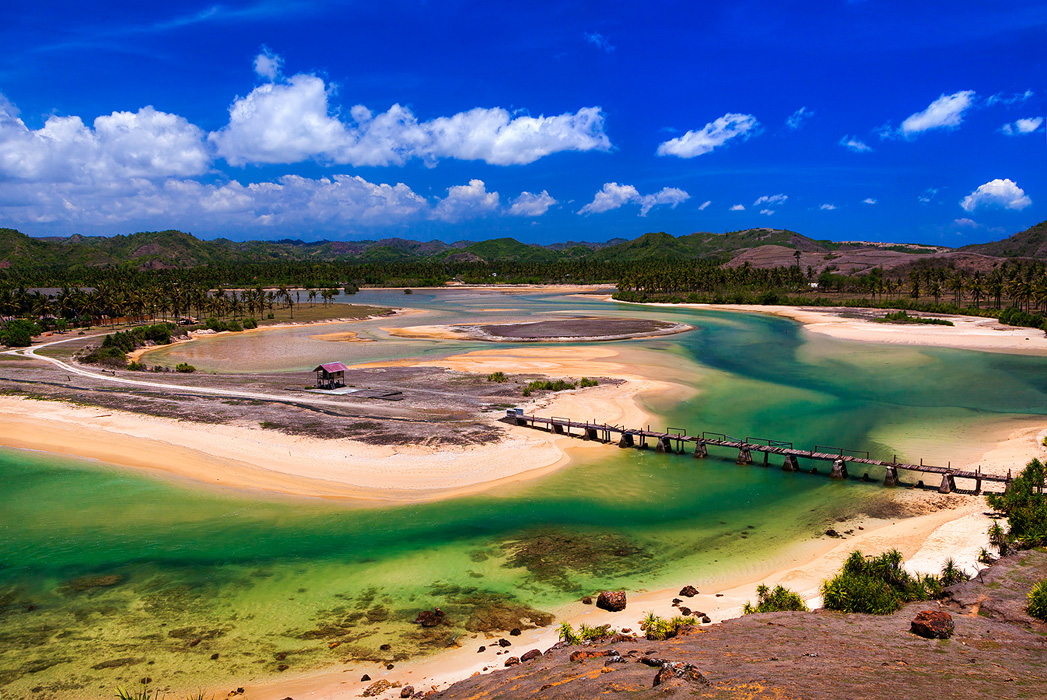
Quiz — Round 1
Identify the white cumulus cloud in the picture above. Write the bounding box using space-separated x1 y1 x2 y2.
754 193 787 206
0 95 210 183
579 182 689 216
986 90 1034 106
819 203 836 211
432 179 500 222
960 178 1031 212
1001 117 1044 136
839 135 872 153
863 198 877 204
209 61 610 167
894 90 976 138
698 200 711 211
656 113 759 158
730 204 745 211
253 48 283 81
759 209 775 216
508 190 557 217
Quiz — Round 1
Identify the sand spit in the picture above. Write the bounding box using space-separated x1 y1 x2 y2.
0 344 688 503
610 297 1047 355
386 317 693 343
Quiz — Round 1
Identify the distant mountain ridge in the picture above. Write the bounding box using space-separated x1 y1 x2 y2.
2 220 1045 272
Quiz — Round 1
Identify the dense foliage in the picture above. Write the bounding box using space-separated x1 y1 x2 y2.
0 319 40 347
742 584 809 614
821 550 940 614
986 458 1047 549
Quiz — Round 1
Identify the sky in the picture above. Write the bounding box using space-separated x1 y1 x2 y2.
0 1 1044 245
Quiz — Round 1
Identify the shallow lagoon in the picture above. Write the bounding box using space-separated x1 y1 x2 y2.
3 291 1047 698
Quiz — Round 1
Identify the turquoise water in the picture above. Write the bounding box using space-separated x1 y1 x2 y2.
3 291 1047 698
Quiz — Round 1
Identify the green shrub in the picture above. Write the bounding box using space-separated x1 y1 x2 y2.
743 584 808 614
243 317 258 329
1027 579 1047 621
126 361 145 371
557 621 580 645
940 558 970 586
986 458 1047 549
175 362 196 373
821 549 932 614
487 371 508 383
579 377 599 388
640 612 699 640
0 319 40 347
875 310 953 326
523 379 576 395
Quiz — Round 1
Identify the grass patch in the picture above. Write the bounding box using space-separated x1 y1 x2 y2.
873 310 953 326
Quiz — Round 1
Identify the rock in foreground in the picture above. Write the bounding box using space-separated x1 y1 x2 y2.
910 610 954 639
596 590 627 612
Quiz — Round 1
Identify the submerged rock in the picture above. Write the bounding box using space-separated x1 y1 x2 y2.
596 591 627 612
413 608 446 627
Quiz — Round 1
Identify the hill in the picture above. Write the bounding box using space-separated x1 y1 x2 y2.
2 222 1044 274
960 220 1047 258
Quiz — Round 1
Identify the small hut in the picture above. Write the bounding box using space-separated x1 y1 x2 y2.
313 362 349 390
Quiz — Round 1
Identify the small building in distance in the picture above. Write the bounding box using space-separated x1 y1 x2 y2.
313 362 349 390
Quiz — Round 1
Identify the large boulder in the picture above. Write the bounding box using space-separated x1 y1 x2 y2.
362 680 392 697
400 686 414 698
596 590 627 612
910 610 954 639
679 585 698 597
520 649 542 662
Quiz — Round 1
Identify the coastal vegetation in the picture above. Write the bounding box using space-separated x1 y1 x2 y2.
639 612 700 640
986 458 1047 549
821 550 943 614
873 310 953 326
1027 579 1047 621
742 584 808 614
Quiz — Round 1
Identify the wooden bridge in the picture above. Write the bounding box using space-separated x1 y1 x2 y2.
505 411 1012 495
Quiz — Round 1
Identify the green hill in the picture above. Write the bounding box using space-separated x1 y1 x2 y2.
960 220 1047 258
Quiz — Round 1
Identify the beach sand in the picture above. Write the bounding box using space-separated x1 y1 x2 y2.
610 298 1047 354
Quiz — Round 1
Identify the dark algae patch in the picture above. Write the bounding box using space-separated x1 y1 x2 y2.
501 530 653 591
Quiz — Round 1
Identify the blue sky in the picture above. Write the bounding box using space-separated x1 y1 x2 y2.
0 1 1044 245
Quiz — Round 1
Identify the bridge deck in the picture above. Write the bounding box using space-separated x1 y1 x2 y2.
516 414 1008 486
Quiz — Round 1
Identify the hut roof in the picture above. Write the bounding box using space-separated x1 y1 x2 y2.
314 362 349 373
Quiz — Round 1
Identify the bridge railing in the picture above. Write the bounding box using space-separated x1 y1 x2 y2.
814 445 871 459
745 437 794 449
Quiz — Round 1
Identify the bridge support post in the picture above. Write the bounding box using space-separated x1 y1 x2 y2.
884 466 898 487
585 427 599 441
939 473 956 494
694 441 707 459
516 416 528 426
762 451 769 467
552 424 564 435
736 447 752 465
658 436 673 453
618 433 634 448
782 455 799 472
830 459 848 480
656 437 667 453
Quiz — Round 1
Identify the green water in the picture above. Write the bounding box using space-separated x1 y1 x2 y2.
3 291 1047 699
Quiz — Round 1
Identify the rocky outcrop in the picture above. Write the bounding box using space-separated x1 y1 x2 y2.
596 590 626 612
910 610 953 639
679 585 698 597
652 661 708 688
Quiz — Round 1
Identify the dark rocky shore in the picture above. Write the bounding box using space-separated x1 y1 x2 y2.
429 550 1047 700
